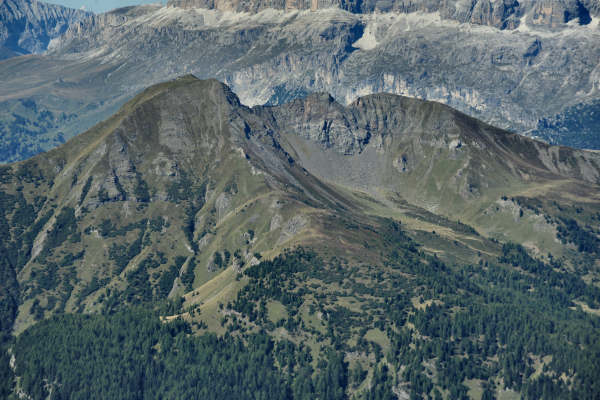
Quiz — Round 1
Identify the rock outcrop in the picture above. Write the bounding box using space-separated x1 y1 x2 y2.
263 89 600 190
167 0 599 29
0 0 89 60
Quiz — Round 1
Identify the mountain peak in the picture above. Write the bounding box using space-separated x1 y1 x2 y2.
264 86 600 187
29 76 247 176
114 75 242 122
31 77 600 193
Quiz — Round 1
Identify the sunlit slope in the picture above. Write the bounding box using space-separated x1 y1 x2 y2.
0 76 598 338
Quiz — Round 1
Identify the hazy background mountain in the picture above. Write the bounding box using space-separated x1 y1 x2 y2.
47 0 166 13
1 76 599 399
0 0 89 59
1 0 600 164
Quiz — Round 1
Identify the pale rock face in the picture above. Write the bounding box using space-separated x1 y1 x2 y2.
215 192 232 221
1 0 600 165
29 216 52 263
277 215 308 244
198 233 213 250
151 154 179 177
0 0 89 59
168 0 599 30
206 253 217 271
270 214 283 231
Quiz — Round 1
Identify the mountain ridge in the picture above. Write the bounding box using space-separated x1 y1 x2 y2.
26 74 600 187
263 90 600 185
2 75 600 399
7 75 600 268
168 0 600 29
1 1 599 165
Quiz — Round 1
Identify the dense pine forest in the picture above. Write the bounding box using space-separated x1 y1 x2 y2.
3 236 600 399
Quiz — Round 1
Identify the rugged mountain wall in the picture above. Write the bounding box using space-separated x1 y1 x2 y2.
1 2 599 163
264 91 600 199
0 0 89 60
168 0 600 29
56 6 600 143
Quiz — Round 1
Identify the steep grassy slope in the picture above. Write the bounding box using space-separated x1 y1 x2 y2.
1 76 599 399
265 92 600 260
0 76 398 334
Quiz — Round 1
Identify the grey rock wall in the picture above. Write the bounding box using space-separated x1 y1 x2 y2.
168 0 600 29
1 2 599 164
0 0 89 59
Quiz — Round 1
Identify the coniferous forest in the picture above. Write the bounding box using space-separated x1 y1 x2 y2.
4 239 600 399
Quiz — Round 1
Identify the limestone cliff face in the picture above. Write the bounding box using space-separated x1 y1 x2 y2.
468 0 521 29
1 2 600 164
168 0 321 13
529 0 597 27
0 0 89 59
167 0 599 29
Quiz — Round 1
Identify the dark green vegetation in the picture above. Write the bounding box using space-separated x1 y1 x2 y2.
0 180 51 398
228 239 600 399
556 217 600 255
9 242 600 399
15 311 294 400
13 306 379 400
1 77 599 399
